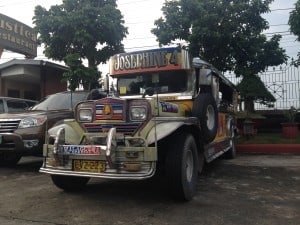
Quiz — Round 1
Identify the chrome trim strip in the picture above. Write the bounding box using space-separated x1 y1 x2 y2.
40 162 156 180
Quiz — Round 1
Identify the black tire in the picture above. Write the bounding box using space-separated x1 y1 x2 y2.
192 93 218 143
51 175 90 192
224 121 237 159
166 132 199 201
0 153 21 167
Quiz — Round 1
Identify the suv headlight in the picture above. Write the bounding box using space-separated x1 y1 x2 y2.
79 108 93 122
130 106 147 121
19 115 47 128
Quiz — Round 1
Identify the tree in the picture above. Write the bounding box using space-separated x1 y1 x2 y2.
152 0 287 112
33 0 127 90
289 0 300 65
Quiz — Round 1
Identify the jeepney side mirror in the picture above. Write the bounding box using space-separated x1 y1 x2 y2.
142 87 154 98
103 74 110 92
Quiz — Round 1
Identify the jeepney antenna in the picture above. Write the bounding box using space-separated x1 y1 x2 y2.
43 107 49 168
70 91 73 111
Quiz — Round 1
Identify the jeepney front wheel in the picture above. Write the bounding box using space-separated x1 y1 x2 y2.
166 132 199 201
51 175 90 192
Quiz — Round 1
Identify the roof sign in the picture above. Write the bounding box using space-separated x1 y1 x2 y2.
109 47 191 75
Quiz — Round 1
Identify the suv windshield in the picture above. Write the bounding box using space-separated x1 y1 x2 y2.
32 92 88 111
117 70 188 96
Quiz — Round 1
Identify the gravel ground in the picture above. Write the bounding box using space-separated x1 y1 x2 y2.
0 154 299 225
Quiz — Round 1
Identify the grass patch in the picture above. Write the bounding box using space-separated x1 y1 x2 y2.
238 132 300 144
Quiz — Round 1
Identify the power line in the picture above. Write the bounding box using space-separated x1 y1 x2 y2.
270 7 295 11
269 24 289 27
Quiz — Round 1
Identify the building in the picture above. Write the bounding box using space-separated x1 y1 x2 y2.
0 59 68 100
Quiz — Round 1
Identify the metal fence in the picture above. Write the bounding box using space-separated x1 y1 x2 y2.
226 64 300 110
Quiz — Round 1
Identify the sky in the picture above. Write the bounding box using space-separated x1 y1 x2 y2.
0 0 298 70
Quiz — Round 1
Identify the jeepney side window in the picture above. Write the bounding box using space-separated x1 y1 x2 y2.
218 81 234 112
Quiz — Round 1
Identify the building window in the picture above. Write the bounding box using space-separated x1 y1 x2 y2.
24 91 37 100
7 89 20 98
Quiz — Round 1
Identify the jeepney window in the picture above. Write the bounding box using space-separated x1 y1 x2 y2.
218 81 234 112
117 70 188 95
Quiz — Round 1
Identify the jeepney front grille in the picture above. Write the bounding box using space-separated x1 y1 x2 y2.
0 119 21 133
95 104 124 120
83 123 141 135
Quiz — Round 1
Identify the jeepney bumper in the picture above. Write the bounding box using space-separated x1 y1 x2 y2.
40 128 157 180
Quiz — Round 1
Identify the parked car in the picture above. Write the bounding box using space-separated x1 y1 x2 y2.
0 90 100 166
0 97 37 113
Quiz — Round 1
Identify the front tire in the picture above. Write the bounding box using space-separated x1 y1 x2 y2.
0 153 21 167
51 175 90 192
166 132 199 201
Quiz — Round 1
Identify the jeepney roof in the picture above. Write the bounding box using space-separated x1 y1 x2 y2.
192 57 236 90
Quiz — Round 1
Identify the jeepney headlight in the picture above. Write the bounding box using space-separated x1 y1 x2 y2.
79 109 93 122
130 106 147 121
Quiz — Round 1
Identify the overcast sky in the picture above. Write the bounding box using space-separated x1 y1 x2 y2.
0 0 298 68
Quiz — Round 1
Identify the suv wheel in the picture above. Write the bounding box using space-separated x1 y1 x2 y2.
0 153 21 166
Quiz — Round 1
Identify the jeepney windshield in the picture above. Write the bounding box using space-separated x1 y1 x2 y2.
116 70 189 96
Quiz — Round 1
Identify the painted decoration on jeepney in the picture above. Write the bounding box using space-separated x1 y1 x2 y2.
96 104 123 120
217 113 226 138
109 47 191 75
160 101 179 113
94 98 125 120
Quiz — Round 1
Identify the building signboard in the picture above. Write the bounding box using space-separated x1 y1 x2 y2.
0 13 37 58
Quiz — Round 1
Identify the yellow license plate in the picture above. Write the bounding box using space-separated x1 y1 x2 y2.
72 160 106 173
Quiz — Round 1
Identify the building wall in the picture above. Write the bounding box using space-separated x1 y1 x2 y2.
40 69 67 97
0 62 68 100
3 79 40 100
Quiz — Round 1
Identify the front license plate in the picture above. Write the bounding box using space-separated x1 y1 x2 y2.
72 160 106 173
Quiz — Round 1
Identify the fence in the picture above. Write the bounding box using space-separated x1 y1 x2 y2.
226 64 300 110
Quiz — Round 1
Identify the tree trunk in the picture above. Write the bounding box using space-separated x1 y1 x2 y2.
244 98 255 113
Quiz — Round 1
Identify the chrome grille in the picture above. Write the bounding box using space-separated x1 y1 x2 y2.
0 119 21 133
83 123 141 135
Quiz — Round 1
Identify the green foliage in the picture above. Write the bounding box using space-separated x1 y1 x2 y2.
33 0 127 90
289 0 300 65
285 106 298 123
62 53 100 91
237 75 276 105
152 0 287 110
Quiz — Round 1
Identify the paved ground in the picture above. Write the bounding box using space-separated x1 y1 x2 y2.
0 154 299 225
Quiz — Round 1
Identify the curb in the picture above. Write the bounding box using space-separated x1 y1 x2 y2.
237 144 300 154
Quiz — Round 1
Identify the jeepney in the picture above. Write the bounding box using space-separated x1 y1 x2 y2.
40 47 238 201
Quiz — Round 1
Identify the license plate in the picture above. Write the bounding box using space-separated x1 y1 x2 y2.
72 160 106 173
58 145 101 155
